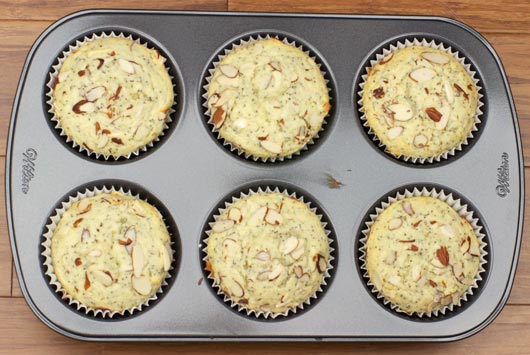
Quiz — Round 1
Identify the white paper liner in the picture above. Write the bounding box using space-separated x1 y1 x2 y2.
358 187 488 318
46 31 177 160
357 38 484 164
202 186 335 319
41 186 175 318
202 34 332 163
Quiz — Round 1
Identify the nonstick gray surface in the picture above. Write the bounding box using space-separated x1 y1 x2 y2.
5 10 523 341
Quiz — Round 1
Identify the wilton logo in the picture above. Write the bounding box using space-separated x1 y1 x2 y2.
496 152 510 198
21 148 37 194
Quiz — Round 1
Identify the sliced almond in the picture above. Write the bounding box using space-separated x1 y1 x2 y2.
388 217 403 230
212 219 235 233
402 201 414 216
233 118 248 130
440 224 455 238
219 64 239 78
161 244 171 271
260 304 272 313
88 249 101 257
132 276 151 296
227 208 242 223
86 86 106 102
316 254 327 273
388 274 401 286
77 199 92 214
251 206 268 222
268 264 283 281
409 67 436 82
124 227 136 254
388 103 413 121
215 89 237 108
380 53 394 64
421 52 450 65
411 267 421 282
216 74 239 87
81 229 91 243
413 134 428 148
212 107 226 129
93 270 113 287
132 245 145 277
434 107 452 130
134 123 150 139
387 126 404 140
260 140 282 154
256 74 272 90
460 237 471 254
431 258 446 269
280 236 299 255
299 273 310 282
118 59 136 74
452 262 464 283
290 239 305 260
207 94 220 108
225 278 245 297
257 271 271 281
96 134 109 148
444 79 454 104
294 265 303 278
268 61 282 72
265 209 283 225
384 250 397 265
436 246 450 266
222 238 237 253
255 251 270 262
469 241 480 257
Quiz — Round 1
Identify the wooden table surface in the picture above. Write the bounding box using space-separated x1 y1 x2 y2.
1 0 529 353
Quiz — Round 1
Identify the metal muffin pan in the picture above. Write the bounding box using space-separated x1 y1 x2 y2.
5 10 523 341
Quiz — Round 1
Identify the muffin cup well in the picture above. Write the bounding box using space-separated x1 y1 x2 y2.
46 31 177 161
357 38 484 164
202 186 335 319
358 186 488 318
41 185 175 318
201 33 333 163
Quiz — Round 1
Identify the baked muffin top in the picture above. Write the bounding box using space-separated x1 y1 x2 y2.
365 196 481 314
52 37 174 158
362 46 478 159
206 192 329 314
51 192 172 312
207 38 330 159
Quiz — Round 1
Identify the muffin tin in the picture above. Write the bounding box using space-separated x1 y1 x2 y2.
6 10 523 341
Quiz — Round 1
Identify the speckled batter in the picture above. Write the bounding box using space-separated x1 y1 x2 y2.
207 38 330 159
206 192 330 314
362 46 478 159
366 196 481 314
52 37 174 158
51 192 172 312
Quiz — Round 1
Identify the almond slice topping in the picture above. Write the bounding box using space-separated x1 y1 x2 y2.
402 201 414 216
88 249 102 257
132 276 151 296
316 254 327 273
81 228 91 243
384 250 397 265
421 52 450 65
216 74 240 87
469 241 480 257
257 271 271 281
268 264 283 281
440 224 455 238
132 245 145 277
93 270 113 287
388 217 403 230
265 209 283 225
225 278 244 297
251 206 268 222
280 236 299 255
387 126 404 140
290 239 305 260
409 68 436 82
219 64 239 78
388 103 413 121
444 79 454 104
260 140 282 154
86 86 106 102
212 219 235 233
227 208 242 223
207 94 220 108
255 251 270 262
77 199 92 214
118 59 136 74
460 237 471 254
413 134 428 148
294 265 303 278
212 107 226 129
436 246 450 266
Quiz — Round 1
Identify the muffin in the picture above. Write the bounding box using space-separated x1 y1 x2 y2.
50 192 172 313
362 46 479 159
206 38 330 160
365 196 481 314
52 37 174 158
206 191 330 315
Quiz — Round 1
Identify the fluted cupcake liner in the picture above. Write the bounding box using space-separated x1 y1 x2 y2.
202 186 335 319
41 185 175 318
202 33 333 163
357 38 484 164
46 31 177 161
358 186 488 318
